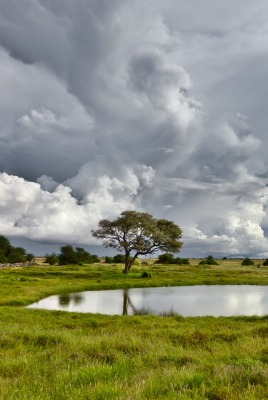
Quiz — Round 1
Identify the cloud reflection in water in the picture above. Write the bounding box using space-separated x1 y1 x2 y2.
27 285 268 317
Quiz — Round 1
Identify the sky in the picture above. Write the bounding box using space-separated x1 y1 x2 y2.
1 0 268 257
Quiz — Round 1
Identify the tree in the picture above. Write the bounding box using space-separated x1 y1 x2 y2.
58 245 100 265
58 245 79 265
155 253 189 265
26 253 35 263
92 211 183 274
113 254 126 263
242 257 254 266
199 255 218 266
45 253 59 265
0 235 31 263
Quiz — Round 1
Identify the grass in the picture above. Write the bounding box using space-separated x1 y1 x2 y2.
0 260 268 399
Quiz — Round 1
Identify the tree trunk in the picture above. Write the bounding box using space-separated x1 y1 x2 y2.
123 251 131 274
122 252 139 274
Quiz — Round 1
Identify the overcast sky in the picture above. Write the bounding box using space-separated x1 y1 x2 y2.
1 0 268 257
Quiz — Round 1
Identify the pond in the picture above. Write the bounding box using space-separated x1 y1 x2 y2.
27 285 268 316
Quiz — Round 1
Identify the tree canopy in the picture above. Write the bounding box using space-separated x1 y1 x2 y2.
0 235 34 264
57 245 99 265
92 210 183 273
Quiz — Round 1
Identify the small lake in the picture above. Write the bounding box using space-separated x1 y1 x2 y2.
27 285 268 316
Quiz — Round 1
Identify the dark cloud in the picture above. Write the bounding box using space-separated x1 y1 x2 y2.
0 0 268 256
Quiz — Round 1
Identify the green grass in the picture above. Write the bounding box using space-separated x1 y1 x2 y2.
0 260 268 399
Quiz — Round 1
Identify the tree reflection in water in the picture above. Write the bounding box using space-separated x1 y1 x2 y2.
58 293 83 307
122 290 150 315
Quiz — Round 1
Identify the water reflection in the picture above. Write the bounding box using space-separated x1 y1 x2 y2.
58 294 83 307
122 290 150 315
27 285 268 317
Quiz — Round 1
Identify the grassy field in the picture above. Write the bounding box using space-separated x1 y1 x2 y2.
0 260 268 399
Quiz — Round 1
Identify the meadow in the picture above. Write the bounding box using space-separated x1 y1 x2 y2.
0 259 268 399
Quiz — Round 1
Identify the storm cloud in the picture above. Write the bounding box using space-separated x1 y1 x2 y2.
1 0 268 257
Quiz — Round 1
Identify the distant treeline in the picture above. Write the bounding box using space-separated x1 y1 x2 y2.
0 236 34 264
45 245 100 265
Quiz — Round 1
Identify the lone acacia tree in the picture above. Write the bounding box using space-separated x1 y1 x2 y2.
92 210 183 273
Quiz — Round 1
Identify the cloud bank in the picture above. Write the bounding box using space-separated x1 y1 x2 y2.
1 0 268 256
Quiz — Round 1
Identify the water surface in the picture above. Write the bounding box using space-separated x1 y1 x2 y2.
27 285 268 316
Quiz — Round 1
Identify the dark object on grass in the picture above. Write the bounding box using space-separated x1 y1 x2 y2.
141 271 151 278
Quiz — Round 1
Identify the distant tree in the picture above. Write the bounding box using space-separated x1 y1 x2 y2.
7 247 26 263
26 253 35 263
58 245 79 265
0 236 32 263
199 255 218 266
91 254 100 263
0 236 12 253
92 211 183 273
58 245 100 265
113 254 126 264
104 256 113 264
242 257 254 266
263 258 268 266
45 253 59 265
174 257 190 265
155 253 189 265
156 253 175 264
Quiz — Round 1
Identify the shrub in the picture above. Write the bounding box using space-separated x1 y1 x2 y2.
156 253 175 264
58 246 100 265
45 253 59 265
140 271 151 278
26 253 35 262
199 255 218 265
113 254 126 263
241 257 254 266
174 257 190 265
263 258 268 266
0 236 33 264
155 253 189 265
104 256 113 264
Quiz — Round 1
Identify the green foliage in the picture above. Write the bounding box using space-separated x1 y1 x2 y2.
59 245 78 265
0 236 30 263
140 271 151 278
26 253 35 262
92 210 183 273
263 258 268 266
242 257 254 266
113 253 125 263
58 245 99 265
156 253 189 265
45 253 59 265
104 256 113 264
199 255 218 266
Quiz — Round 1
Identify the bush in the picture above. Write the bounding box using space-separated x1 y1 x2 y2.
58 245 100 265
263 259 268 266
155 253 189 265
113 254 125 263
174 257 190 265
140 271 151 278
45 253 59 265
156 253 175 264
26 253 35 263
199 255 218 265
7 247 26 263
241 257 254 266
104 256 113 264
0 236 33 264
